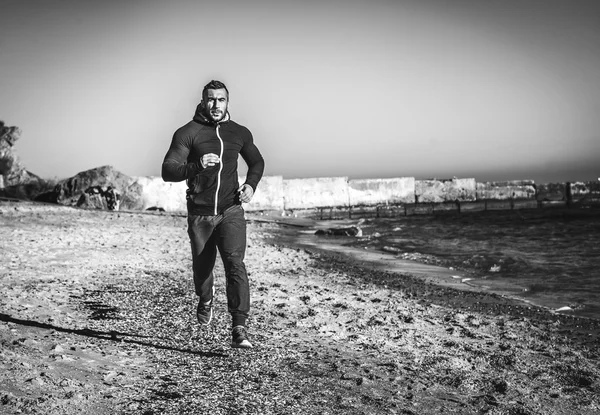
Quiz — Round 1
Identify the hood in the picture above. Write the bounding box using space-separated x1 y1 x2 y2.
192 103 230 126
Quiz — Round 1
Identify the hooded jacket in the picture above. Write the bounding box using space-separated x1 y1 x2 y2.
162 104 265 215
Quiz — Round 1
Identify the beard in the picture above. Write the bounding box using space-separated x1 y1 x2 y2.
209 110 225 122
202 102 227 122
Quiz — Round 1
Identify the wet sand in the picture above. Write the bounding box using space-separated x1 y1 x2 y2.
1 201 599 414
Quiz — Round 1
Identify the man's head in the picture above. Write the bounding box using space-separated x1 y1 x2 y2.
201 80 229 123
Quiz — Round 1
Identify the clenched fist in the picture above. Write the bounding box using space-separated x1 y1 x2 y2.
200 153 220 168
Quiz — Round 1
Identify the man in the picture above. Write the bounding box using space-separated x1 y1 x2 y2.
162 80 264 349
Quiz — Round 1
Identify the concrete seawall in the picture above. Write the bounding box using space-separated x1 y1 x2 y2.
134 175 600 215
349 177 415 206
416 178 476 203
283 177 349 209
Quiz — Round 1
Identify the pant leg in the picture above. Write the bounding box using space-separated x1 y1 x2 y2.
187 214 219 300
215 205 249 327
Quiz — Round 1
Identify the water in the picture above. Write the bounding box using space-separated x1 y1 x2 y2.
341 209 600 320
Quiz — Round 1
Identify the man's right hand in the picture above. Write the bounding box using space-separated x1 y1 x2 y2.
200 153 221 168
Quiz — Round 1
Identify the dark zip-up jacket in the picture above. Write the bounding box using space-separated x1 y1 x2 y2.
162 104 265 215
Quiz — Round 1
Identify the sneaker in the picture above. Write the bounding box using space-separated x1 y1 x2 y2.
196 299 213 326
231 326 253 349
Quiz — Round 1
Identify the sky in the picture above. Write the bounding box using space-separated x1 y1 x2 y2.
1 0 599 184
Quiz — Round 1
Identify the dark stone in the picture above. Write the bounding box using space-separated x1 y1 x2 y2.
491 378 509 394
76 186 121 210
315 226 362 236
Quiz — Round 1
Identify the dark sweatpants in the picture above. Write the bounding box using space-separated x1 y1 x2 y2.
187 204 249 327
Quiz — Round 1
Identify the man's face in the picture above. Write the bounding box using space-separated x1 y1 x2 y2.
203 88 229 122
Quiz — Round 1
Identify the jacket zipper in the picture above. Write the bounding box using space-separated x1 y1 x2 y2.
214 125 224 215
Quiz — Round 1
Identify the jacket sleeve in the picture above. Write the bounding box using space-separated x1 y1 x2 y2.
161 131 202 182
239 127 265 191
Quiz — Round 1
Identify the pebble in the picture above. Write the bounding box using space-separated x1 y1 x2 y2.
103 371 118 383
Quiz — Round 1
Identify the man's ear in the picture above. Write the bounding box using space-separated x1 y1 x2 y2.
200 100 205 109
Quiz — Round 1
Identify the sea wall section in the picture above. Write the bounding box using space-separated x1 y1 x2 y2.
129 177 188 212
415 178 476 203
569 181 600 204
283 177 350 210
348 177 415 206
476 180 537 200
131 175 600 214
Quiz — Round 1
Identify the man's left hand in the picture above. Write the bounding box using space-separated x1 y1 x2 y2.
238 184 254 203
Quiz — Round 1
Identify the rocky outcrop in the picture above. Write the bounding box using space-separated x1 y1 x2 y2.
33 167 183 211
0 121 47 199
49 165 136 207
76 186 121 210
0 121 24 187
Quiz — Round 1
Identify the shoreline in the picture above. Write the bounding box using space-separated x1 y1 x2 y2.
248 214 600 323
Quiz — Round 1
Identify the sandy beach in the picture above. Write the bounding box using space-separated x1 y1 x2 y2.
1 201 599 414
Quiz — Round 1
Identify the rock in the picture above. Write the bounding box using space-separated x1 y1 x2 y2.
34 166 141 209
0 121 48 199
103 371 118 383
1 392 18 405
36 165 141 210
146 206 165 212
0 121 25 186
315 226 362 237
382 246 401 253
51 165 133 206
77 186 121 210
491 378 509 394
27 376 46 386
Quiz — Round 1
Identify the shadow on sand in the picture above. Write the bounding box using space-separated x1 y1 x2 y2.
0 312 228 358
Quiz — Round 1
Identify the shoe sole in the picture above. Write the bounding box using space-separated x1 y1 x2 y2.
231 340 253 349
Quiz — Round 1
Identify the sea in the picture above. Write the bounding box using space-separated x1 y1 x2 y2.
306 208 600 320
